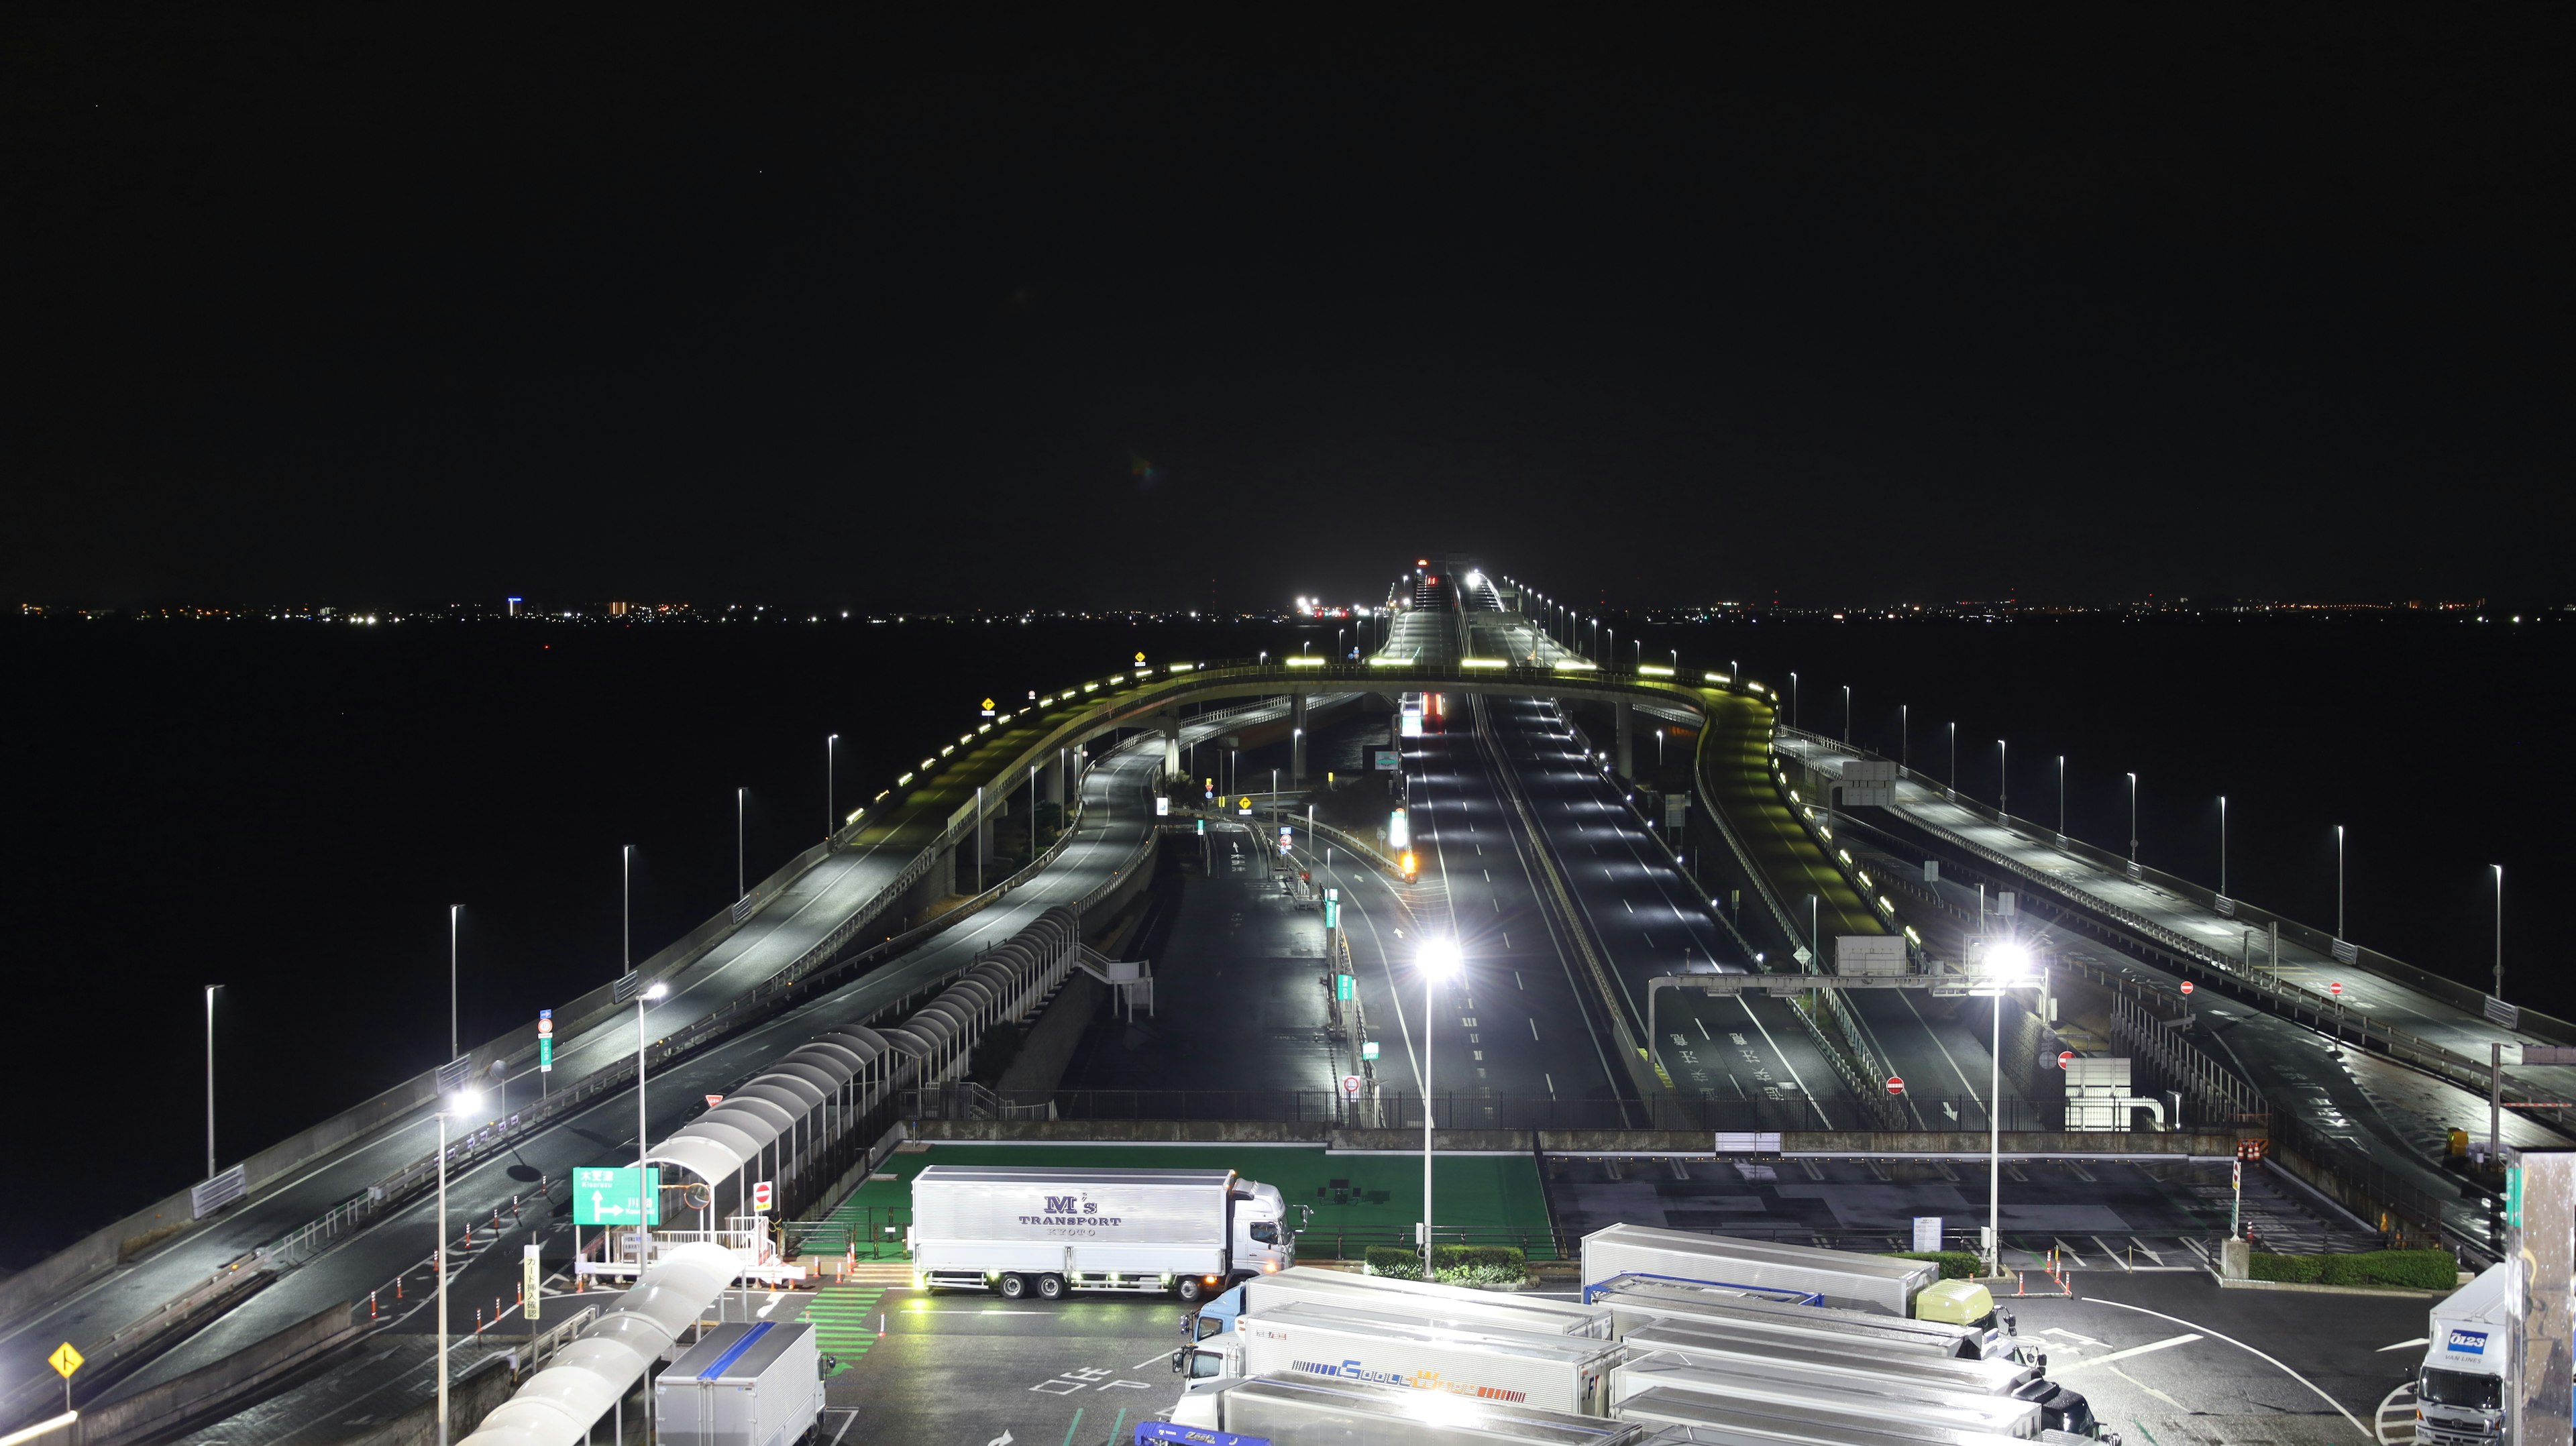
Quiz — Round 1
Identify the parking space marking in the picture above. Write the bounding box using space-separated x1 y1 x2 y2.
2052 1333 2201 1372
2084 1297 2371 1441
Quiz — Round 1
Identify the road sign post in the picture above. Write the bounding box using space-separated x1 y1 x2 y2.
523 1243 541 1321
572 1166 661 1227
1885 1075 1904 1096
752 1180 773 1213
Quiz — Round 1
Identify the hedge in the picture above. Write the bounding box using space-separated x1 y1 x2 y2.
1886 1251 1984 1281
1364 1244 1529 1286
2247 1249 2457 1290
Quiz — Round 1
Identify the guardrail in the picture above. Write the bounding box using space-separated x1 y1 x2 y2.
910 1087 2113 1135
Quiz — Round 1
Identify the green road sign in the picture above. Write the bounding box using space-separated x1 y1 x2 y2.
573 1165 661 1226
1360 1041 1379 1062
1335 974 1354 1002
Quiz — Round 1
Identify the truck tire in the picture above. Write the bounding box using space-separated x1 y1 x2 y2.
1176 1277 1205 1303
998 1273 1030 1299
1036 1274 1067 1300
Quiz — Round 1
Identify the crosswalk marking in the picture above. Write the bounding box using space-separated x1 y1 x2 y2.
806 1286 886 1374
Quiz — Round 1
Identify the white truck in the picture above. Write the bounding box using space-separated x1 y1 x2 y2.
1152 1370 1652 1446
2416 1262 2508 1444
1588 1274 2031 1366
1185 1266 1615 1343
910 1165 1293 1302
1174 1302 1629 1416
1582 1224 1945 1318
1611 1352 2043 1440
1617 1390 2085 1445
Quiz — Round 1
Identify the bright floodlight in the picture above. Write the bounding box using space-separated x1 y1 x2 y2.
1418 938 1462 979
451 1087 485 1113
1986 942 2032 976
643 981 670 1001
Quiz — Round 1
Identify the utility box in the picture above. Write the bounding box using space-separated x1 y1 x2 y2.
2063 1057 2161 1132
653 1321 823 1446
1835 936 1908 975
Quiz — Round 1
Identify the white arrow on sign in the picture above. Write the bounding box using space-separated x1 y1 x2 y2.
1942 1103 1957 1122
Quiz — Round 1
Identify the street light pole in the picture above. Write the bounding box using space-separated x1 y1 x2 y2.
1789 673 1798 730
1418 938 1460 1280
2336 825 2345 940
436 1085 485 1446
205 979 220 1185
622 845 632 976
2127 774 2139 861
1947 724 1956 793
2483 860 2504 1000
2218 796 2228 896
2056 757 2065 838
1900 705 1908 769
737 787 747 899
1843 686 1851 742
448 904 460 1061
826 734 839 840
1996 740 2006 818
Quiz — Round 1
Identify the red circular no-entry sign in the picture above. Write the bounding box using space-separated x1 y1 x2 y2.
2058 1051 2075 1070
2330 981 2345 997
1885 1075 1905 1095
2180 981 2194 996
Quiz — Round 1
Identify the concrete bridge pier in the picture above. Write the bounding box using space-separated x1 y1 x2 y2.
974 785 991 881
1615 698 1635 779
1046 747 1068 808
1162 727 1183 787
1291 693 1308 783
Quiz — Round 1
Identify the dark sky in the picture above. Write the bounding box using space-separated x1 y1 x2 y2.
5 10 2565 610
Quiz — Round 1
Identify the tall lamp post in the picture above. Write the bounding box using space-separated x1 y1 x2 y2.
1788 672 1798 731
2127 774 2139 861
826 734 839 840
436 1085 486 1446
1417 937 1462 1280
2218 796 2228 896
736 787 747 900
1996 740 2007 818
448 904 461 1061
1843 686 1851 744
1978 944 2034 1278
2493 865 2506 1000
621 845 633 975
203 979 221 1185
2055 757 2065 838
2335 825 2346 941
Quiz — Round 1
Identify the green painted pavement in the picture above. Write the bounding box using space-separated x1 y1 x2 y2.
807 1286 885 1374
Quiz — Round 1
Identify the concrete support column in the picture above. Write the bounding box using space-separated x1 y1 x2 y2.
1044 749 1067 808
1291 693 1309 783
975 785 991 869
1163 728 1183 786
1615 698 1635 780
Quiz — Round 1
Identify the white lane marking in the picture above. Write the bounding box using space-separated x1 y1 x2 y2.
2106 1363 2186 1410
1132 1351 1172 1370
1736 996 1834 1129
1898 987 1985 1106
2051 1333 2201 1372
2082 1297 2371 1441
2377 1337 2430 1351
1529 1019 1540 1040
1693 1017 1710 1040
1544 1073 1556 1097
2044 1327 2108 1347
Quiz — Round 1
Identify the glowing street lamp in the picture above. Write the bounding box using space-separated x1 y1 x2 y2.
436 1085 486 1445
1978 942 2035 1277
1416 937 1462 1280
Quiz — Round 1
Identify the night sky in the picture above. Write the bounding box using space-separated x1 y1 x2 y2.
5 11 2565 610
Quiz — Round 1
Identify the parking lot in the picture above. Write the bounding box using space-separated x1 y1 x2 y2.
820 1288 1186 1446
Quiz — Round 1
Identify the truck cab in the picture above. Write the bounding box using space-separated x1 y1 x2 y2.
1233 1180 1294 1278
2418 1263 2508 1443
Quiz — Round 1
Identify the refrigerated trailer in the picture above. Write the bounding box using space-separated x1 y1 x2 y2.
1621 1322 2039 1398
1185 1266 1616 1342
1615 1388 2068 1446
1589 1275 2028 1366
1157 1370 1653 1446
1610 1353 2043 1439
1582 1224 1943 1318
1182 1302 1629 1414
910 1164 1292 1301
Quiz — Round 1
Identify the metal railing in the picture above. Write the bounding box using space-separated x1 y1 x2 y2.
905 1087 2127 1135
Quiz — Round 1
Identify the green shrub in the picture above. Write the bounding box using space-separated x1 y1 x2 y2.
1363 1244 1528 1286
1886 1251 1984 1281
2250 1248 2454 1289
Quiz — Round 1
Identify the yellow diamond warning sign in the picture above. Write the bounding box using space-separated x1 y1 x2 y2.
49 1341 83 1378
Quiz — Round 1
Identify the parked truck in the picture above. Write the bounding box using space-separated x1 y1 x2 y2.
1618 1392 2098 1445
1619 1316 2098 1439
1175 1302 1629 1416
1587 1274 2032 1366
1185 1265 1615 1343
1584 1227 2015 1343
2416 1262 2508 1444
910 1165 1293 1302
1612 1352 2044 1439
1155 1370 1652 1446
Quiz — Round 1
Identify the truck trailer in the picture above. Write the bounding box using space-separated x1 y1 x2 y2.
1179 1302 1629 1415
1619 1322 2096 1439
1610 1353 2043 1439
1589 1274 2029 1366
2416 1262 2508 1444
1581 1224 1953 1319
910 1164 1293 1301
1615 1388 2077 1446
1157 1370 1652 1446
1187 1266 1616 1342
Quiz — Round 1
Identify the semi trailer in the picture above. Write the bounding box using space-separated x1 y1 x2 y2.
1154 1370 1652 1446
1589 1274 2030 1366
1175 1302 1629 1415
1582 1224 1968 1320
1619 1319 2096 1438
910 1165 1293 1301
1616 1388 2096 1446
1186 1266 1615 1342
1610 1353 2043 1439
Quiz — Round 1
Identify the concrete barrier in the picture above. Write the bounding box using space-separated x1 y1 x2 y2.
903 1118 2239 1159
72 1300 358 1445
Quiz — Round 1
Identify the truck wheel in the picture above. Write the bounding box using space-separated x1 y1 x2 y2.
998 1274 1030 1299
1176 1277 1205 1303
1036 1274 1067 1300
